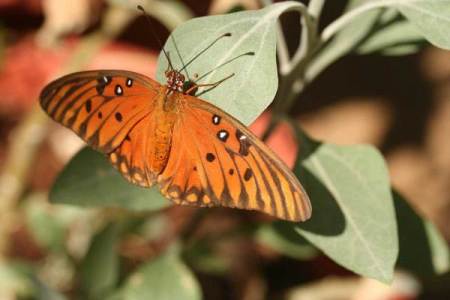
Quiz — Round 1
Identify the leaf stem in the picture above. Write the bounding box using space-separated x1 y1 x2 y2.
289 10 315 75
260 0 291 75
308 0 326 20
276 22 291 75
289 0 326 72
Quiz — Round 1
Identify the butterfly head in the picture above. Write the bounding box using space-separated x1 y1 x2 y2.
165 70 185 93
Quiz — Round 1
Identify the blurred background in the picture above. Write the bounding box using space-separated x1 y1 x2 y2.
0 0 449 299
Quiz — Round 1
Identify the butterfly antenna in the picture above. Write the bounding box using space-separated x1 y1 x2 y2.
196 51 255 82
171 35 191 79
179 33 232 72
137 5 174 71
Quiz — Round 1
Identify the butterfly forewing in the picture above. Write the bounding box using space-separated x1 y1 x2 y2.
157 95 311 222
40 70 160 153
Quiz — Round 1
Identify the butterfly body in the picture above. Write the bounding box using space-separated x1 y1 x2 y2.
147 87 180 174
40 69 312 222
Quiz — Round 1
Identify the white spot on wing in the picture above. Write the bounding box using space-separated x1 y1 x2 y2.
115 85 123 95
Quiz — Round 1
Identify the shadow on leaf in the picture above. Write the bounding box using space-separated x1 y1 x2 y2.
294 166 346 236
290 127 346 236
394 190 448 277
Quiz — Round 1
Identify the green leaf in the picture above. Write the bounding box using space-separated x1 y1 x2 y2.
256 222 318 260
357 14 425 55
112 248 202 300
50 148 170 211
379 43 424 55
156 1 304 125
24 194 66 252
80 223 120 299
395 0 450 50
293 130 398 283
394 190 450 276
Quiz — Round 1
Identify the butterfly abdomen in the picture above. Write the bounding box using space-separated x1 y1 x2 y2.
146 90 179 174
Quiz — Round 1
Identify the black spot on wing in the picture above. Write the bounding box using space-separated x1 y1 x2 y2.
85 99 92 112
244 168 253 181
96 76 111 95
206 153 215 162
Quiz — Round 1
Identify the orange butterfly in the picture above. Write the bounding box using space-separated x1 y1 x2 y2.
40 45 311 222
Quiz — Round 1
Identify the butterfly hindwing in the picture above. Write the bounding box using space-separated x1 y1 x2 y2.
158 95 311 222
108 113 158 188
40 70 161 153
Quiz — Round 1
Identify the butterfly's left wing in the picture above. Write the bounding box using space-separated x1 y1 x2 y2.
158 95 311 222
40 70 160 153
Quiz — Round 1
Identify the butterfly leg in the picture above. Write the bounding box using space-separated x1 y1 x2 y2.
185 73 235 96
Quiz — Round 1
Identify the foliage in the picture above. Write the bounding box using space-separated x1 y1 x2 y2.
10 0 450 299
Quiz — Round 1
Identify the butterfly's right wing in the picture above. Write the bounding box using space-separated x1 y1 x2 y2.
40 70 161 153
157 95 311 222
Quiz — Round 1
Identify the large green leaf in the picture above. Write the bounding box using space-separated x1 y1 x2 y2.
48 2 304 211
293 130 398 283
80 223 120 299
111 248 202 300
396 0 450 50
156 1 304 125
50 148 169 211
